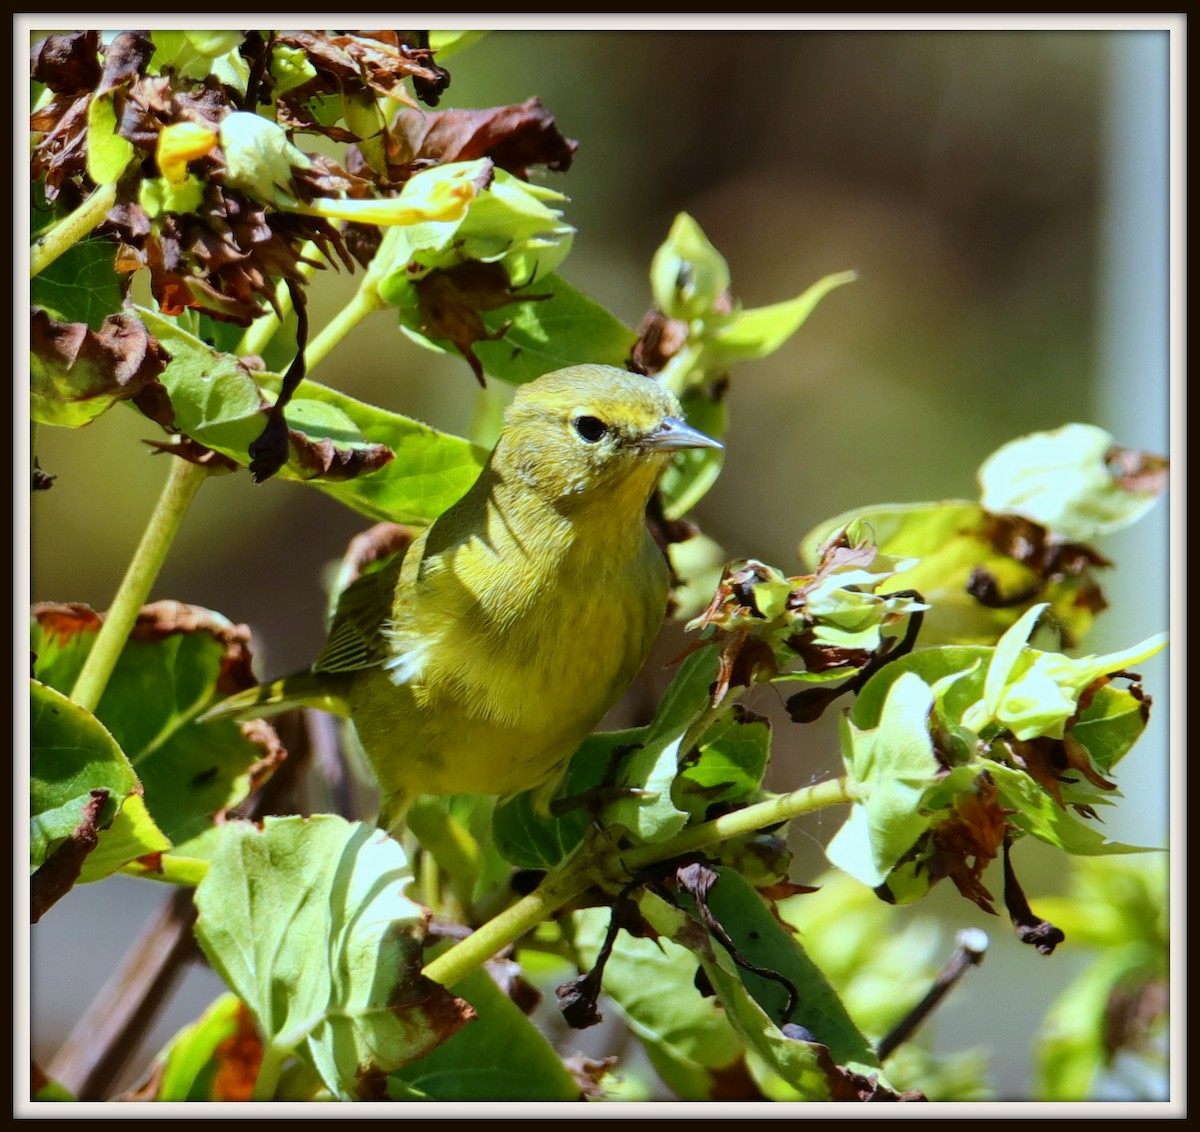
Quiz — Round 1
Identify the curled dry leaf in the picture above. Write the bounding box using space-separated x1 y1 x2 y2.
30 308 171 428
390 97 578 179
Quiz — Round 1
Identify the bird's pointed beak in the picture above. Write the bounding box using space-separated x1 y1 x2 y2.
643 416 723 452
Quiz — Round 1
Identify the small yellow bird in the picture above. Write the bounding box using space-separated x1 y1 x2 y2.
206 365 722 829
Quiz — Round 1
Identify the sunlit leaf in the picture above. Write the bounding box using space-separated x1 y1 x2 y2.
605 648 721 842
194 815 474 1100
31 601 276 847
978 423 1167 543
389 959 580 1100
569 904 749 1100
137 309 486 524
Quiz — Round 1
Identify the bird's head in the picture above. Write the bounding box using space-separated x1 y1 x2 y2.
497 365 722 505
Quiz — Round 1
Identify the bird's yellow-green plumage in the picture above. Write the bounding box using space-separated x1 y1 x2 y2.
206 365 721 829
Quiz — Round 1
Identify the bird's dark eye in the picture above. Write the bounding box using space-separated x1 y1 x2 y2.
573 415 608 443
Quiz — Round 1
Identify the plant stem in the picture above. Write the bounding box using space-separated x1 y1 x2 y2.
420 845 599 990
30 183 118 279
69 456 209 714
619 776 852 872
303 277 387 372
420 776 853 990
252 1043 288 1102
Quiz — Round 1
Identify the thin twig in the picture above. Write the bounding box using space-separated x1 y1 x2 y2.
876 928 989 1062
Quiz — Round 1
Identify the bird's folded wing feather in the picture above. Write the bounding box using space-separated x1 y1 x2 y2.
313 552 405 674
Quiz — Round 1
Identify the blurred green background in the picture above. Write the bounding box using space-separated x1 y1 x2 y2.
29 27 1173 1101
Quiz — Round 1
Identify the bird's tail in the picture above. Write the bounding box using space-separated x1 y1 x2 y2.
199 670 352 723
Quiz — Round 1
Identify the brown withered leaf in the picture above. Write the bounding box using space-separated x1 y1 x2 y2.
630 308 689 376
275 31 450 128
977 512 1113 629
210 1000 265 1101
29 33 102 196
143 435 239 473
95 30 154 99
104 184 352 328
1103 977 1168 1059
414 261 552 385
390 98 577 178
30 31 101 93
925 773 1012 916
30 789 108 923
31 307 170 424
564 1054 615 1099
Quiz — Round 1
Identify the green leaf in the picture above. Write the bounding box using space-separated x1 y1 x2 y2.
143 993 257 1101
31 604 273 847
388 959 581 1100
986 763 1151 856
427 30 490 59
605 648 721 842
492 729 644 869
29 679 137 870
85 93 135 185
193 816 473 1100
640 870 880 1099
962 606 1167 741
708 270 857 362
137 308 486 525
30 237 125 331
674 708 770 818
568 904 748 1100
825 673 943 888
397 271 638 387
978 423 1166 542
650 212 731 322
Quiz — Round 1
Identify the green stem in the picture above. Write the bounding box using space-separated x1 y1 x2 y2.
619 776 852 872
303 276 387 373
69 456 209 714
30 183 118 279
421 844 599 990
252 1042 287 1102
420 776 853 990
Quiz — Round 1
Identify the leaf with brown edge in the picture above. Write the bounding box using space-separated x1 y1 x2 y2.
30 308 170 428
31 600 282 846
413 261 553 386
194 816 475 1101
1105 444 1170 496
30 789 107 922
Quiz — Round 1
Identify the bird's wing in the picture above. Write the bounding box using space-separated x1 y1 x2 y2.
313 552 404 674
